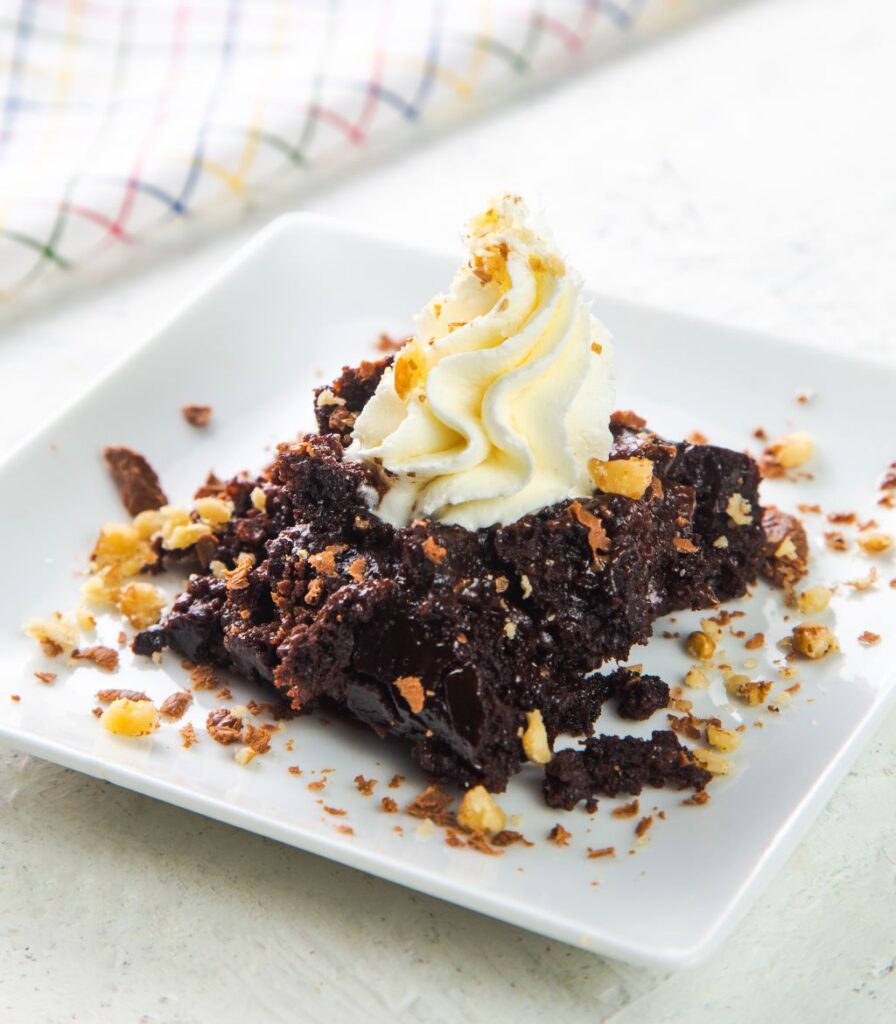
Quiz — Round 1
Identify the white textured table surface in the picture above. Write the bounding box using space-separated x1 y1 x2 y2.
2 0 895 1020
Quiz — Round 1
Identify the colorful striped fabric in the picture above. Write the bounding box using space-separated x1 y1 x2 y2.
0 0 721 299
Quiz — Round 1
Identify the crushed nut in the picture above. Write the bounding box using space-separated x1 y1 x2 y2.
72 645 119 672
684 666 710 689
521 709 552 765
159 691 192 719
693 748 731 775
422 536 447 565
588 457 653 500
457 786 506 835
858 631 881 646
792 586 830 618
180 723 198 748
791 623 838 659
706 724 741 752
23 614 79 657
100 697 159 737
118 582 166 629
857 530 893 555
767 431 814 469
206 708 244 744
194 496 234 525
250 486 267 512
569 501 612 568
729 679 773 705
686 630 716 660
234 747 257 766
182 404 212 427
726 493 753 526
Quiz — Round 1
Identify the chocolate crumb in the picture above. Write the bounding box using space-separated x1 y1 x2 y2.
490 830 534 848
406 785 455 827
103 446 168 516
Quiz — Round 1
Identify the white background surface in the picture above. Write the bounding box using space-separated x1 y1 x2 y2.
1 0 894 1020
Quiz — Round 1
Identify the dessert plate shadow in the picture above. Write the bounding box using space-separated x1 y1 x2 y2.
1 214 893 969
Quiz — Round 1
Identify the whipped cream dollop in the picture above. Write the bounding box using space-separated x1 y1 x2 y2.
346 196 616 530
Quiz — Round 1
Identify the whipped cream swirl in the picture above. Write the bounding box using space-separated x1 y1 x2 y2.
346 196 616 530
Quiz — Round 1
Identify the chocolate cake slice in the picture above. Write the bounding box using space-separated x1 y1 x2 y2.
137 357 765 794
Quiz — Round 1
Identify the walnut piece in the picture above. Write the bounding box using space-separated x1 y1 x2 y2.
726 492 754 526
521 709 552 765
101 697 159 737
457 786 506 835
792 623 838 659
588 457 654 500
182 405 212 428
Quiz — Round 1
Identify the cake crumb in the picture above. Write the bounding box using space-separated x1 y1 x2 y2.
388 774 405 789
381 796 399 813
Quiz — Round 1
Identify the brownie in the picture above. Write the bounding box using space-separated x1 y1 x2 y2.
543 730 712 810
137 359 766 795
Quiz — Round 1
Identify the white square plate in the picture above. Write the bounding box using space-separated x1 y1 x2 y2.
1 215 893 969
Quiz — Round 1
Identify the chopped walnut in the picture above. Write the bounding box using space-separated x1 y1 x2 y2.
223 552 255 592
95 688 148 703
569 500 612 569
726 493 754 526
182 405 212 428
457 786 506 835
766 431 815 470
729 678 773 705
206 708 244 745
100 697 159 737
118 582 167 629
159 690 192 719
521 709 552 765
588 457 653 500
684 666 710 689
23 614 79 657
194 496 234 526
797 586 832 615
249 486 267 513
706 724 741 752
380 796 399 813
858 631 881 646
33 671 57 684
72 645 119 672
857 530 893 555
692 748 731 775
791 623 838 659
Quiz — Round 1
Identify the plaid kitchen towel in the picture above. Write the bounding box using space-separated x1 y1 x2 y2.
0 0 726 299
